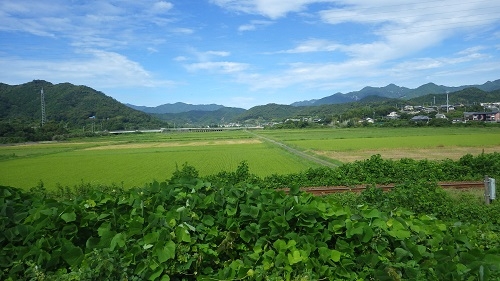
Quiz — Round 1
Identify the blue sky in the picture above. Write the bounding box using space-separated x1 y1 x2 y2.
1 0 500 109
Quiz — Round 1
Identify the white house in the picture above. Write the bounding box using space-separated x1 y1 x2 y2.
386 112 400 119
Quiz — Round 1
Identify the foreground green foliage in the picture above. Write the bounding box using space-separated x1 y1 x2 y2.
2 176 500 280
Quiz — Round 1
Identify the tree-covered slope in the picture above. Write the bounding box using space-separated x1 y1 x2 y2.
235 103 302 122
0 80 166 130
153 107 246 127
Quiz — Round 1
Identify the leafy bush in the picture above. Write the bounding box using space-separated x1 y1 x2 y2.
2 179 500 280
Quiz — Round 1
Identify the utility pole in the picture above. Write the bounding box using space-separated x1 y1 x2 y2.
40 88 46 126
446 93 449 113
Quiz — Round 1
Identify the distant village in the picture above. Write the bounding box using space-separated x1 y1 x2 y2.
264 101 500 128
386 102 500 124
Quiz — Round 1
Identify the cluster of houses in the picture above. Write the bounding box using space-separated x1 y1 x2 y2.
385 103 500 123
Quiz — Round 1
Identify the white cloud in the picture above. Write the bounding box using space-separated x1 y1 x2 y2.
238 20 273 32
152 1 173 13
238 24 256 32
279 39 340 53
186 61 249 73
211 0 336 19
216 0 500 66
0 0 187 50
174 56 188 61
171 27 194 34
147 47 159 53
205 51 231 57
0 49 174 88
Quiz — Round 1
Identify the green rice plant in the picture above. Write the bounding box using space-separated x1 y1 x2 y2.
260 127 500 141
288 133 500 151
0 142 318 190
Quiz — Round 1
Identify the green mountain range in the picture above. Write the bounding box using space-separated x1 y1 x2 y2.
2 79 500 130
126 102 225 114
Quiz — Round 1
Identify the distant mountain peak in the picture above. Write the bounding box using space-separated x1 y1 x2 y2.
290 79 500 106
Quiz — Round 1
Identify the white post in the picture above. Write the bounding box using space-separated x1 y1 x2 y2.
484 175 491 205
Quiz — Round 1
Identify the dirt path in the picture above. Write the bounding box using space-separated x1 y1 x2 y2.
246 130 339 168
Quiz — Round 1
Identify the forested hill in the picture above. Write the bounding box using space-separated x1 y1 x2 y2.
126 102 226 114
0 80 166 130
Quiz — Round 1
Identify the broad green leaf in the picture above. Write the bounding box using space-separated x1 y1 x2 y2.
202 215 214 226
346 221 364 238
275 252 286 267
98 223 111 237
226 206 237 216
184 222 196 232
287 250 302 265
484 254 500 264
331 249 341 262
156 205 165 213
175 226 191 243
436 223 447 231
318 247 331 262
144 231 160 245
110 233 126 251
240 230 252 243
149 267 164 281
371 218 387 229
395 247 410 261
362 209 381 219
387 229 411 239
97 213 110 220
61 239 83 267
273 239 287 252
60 212 76 223
155 240 176 263
362 225 374 243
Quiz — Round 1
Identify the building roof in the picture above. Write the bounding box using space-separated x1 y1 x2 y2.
411 115 431 121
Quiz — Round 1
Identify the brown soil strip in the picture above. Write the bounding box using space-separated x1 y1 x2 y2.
315 146 500 163
83 139 262 150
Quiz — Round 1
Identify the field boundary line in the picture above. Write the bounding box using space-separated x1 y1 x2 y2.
245 130 338 168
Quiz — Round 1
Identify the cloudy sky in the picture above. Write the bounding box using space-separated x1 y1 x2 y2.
1 0 500 108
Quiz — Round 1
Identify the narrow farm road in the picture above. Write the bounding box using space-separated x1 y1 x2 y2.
246 130 338 168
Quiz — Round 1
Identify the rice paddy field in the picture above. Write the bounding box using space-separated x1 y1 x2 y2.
1 127 499 190
258 127 500 162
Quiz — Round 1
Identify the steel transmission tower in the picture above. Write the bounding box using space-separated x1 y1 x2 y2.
41 88 46 126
